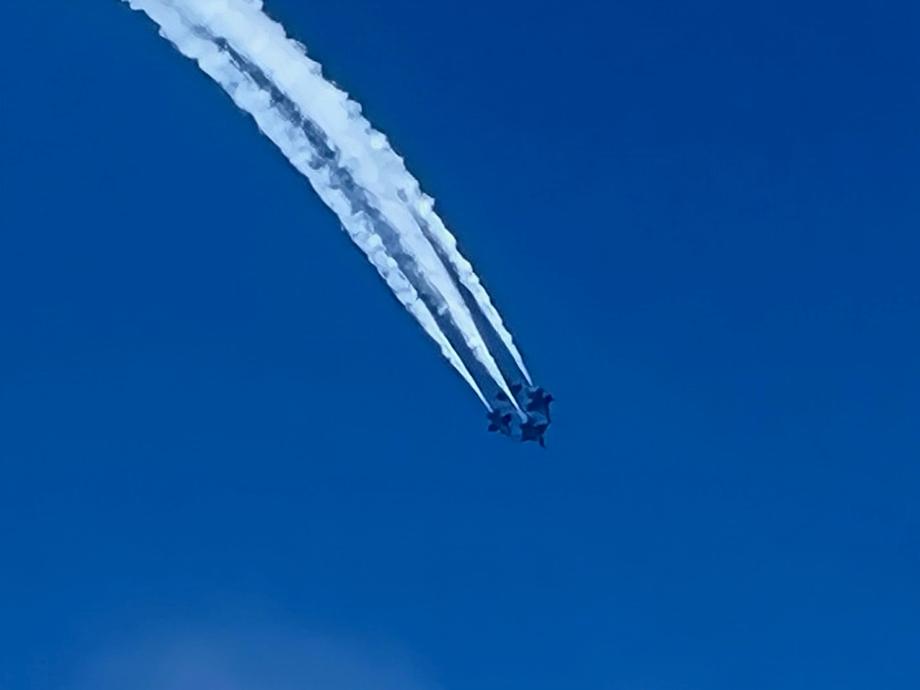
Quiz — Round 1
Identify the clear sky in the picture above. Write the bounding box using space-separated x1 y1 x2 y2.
2 1 918 688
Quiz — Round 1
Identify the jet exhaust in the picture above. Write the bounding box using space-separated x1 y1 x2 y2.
121 0 531 412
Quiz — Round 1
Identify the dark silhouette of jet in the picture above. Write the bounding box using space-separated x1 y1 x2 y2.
491 383 553 446
519 418 549 448
500 384 554 418
524 387 554 421
486 409 514 435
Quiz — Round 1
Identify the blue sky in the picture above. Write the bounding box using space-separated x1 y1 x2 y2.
2 1 919 688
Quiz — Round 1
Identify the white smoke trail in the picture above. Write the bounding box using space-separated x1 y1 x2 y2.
410 203 533 385
149 0 522 405
178 0 531 385
125 0 492 409
124 0 526 407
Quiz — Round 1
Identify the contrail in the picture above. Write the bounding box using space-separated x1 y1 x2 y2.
183 0 532 386
410 206 533 385
122 0 528 409
124 0 493 408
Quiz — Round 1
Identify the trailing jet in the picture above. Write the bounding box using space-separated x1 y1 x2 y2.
519 418 549 448
486 409 514 436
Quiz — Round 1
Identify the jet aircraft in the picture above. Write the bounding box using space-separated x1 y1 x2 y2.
524 387 554 420
519 418 549 447
486 409 514 435
499 384 554 419
491 384 553 447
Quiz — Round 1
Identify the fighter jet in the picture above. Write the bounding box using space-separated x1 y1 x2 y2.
524 387 554 421
486 409 514 435
498 383 549 404
519 417 549 447
491 384 553 446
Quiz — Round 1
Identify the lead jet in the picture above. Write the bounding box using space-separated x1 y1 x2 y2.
486 409 514 436
502 384 554 422
519 418 549 448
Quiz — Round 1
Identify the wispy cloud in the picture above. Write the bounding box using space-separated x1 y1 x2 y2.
73 626 442 690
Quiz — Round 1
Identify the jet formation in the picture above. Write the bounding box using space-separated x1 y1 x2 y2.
488 383 554 447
